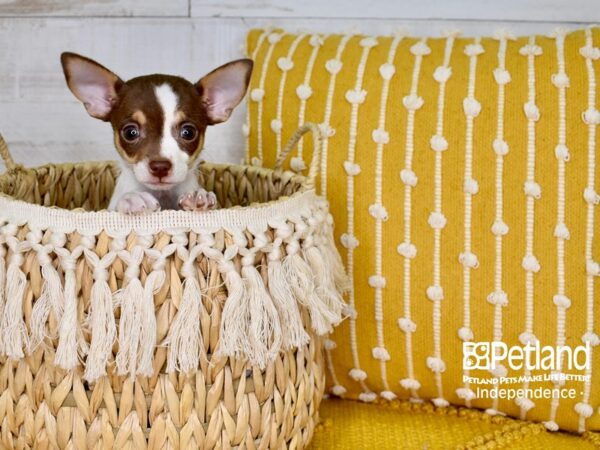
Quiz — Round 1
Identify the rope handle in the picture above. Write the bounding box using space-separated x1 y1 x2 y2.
0 133 16 170
274 122 322 190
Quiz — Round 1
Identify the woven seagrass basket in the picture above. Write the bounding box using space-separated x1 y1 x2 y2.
0 123 348 449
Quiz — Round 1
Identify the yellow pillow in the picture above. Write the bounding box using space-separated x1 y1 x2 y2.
245 27 600 433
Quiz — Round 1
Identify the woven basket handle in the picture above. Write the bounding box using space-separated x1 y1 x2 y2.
274 122 322 190
0 133 16 170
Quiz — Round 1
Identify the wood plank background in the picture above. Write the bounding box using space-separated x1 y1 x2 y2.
1 0 598 170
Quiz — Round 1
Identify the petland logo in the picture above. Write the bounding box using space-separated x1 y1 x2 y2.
463 341 591 371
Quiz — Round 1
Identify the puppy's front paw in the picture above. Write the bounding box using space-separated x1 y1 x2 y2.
116 192 161 214
178 189 218 211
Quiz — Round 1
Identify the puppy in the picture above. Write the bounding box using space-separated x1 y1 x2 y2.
60 53 253 214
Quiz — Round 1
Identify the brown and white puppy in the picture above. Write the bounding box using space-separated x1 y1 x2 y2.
60 53 253 214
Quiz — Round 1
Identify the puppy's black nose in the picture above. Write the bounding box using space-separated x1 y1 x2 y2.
149 159 172 178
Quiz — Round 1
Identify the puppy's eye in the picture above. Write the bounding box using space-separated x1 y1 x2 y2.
179 123 197 141
121 124 140 143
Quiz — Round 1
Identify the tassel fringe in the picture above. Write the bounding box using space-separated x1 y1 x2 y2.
30 262 64 351
115 278 145 378
0 249 6 354
284 252 340 335
304 246 346 326
55 265 79 370
84 275 116 383
216 267 250 359
1 259 28 359
0 206 348 374
165 276 203 374
242 264 282 368
138 271 160 376
267 259 309 350
322 230 352 293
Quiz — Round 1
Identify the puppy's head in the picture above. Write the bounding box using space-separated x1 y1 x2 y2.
60 53 253 190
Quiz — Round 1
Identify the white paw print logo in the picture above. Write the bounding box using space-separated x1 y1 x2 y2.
463 342 491 370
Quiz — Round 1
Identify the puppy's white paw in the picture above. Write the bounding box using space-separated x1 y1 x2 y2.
178 189 218 211
116 192 161 214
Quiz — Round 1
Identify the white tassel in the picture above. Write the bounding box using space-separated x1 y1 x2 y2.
242 263 282 368
321 230 351 293
267 258 309 350
283 251 338 335
55 263 79 370
30 294 51 352
115 278 144 378
1 257 28 359
216 265 250 359
137 270 160 377
303 246 346 324
117 242 163 378
165 276 202 374
0 249 5 354
30 262 64 351
83 272 116 383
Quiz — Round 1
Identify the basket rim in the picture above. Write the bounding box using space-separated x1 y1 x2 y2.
0 160 321 235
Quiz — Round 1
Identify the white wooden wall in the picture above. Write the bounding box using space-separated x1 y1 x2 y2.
1 0 598 169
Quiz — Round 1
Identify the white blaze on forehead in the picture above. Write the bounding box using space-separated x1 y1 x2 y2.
155 83 182 158
153 83 189 183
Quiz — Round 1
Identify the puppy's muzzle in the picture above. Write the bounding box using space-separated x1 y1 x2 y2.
148 159 172 178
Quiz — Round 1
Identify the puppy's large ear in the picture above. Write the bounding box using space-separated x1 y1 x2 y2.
61 52 123 121
197 59 253 125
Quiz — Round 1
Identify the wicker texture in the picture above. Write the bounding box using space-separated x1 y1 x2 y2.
0 124 345 449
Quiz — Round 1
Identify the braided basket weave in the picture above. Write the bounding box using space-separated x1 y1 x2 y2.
0 123 348 449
